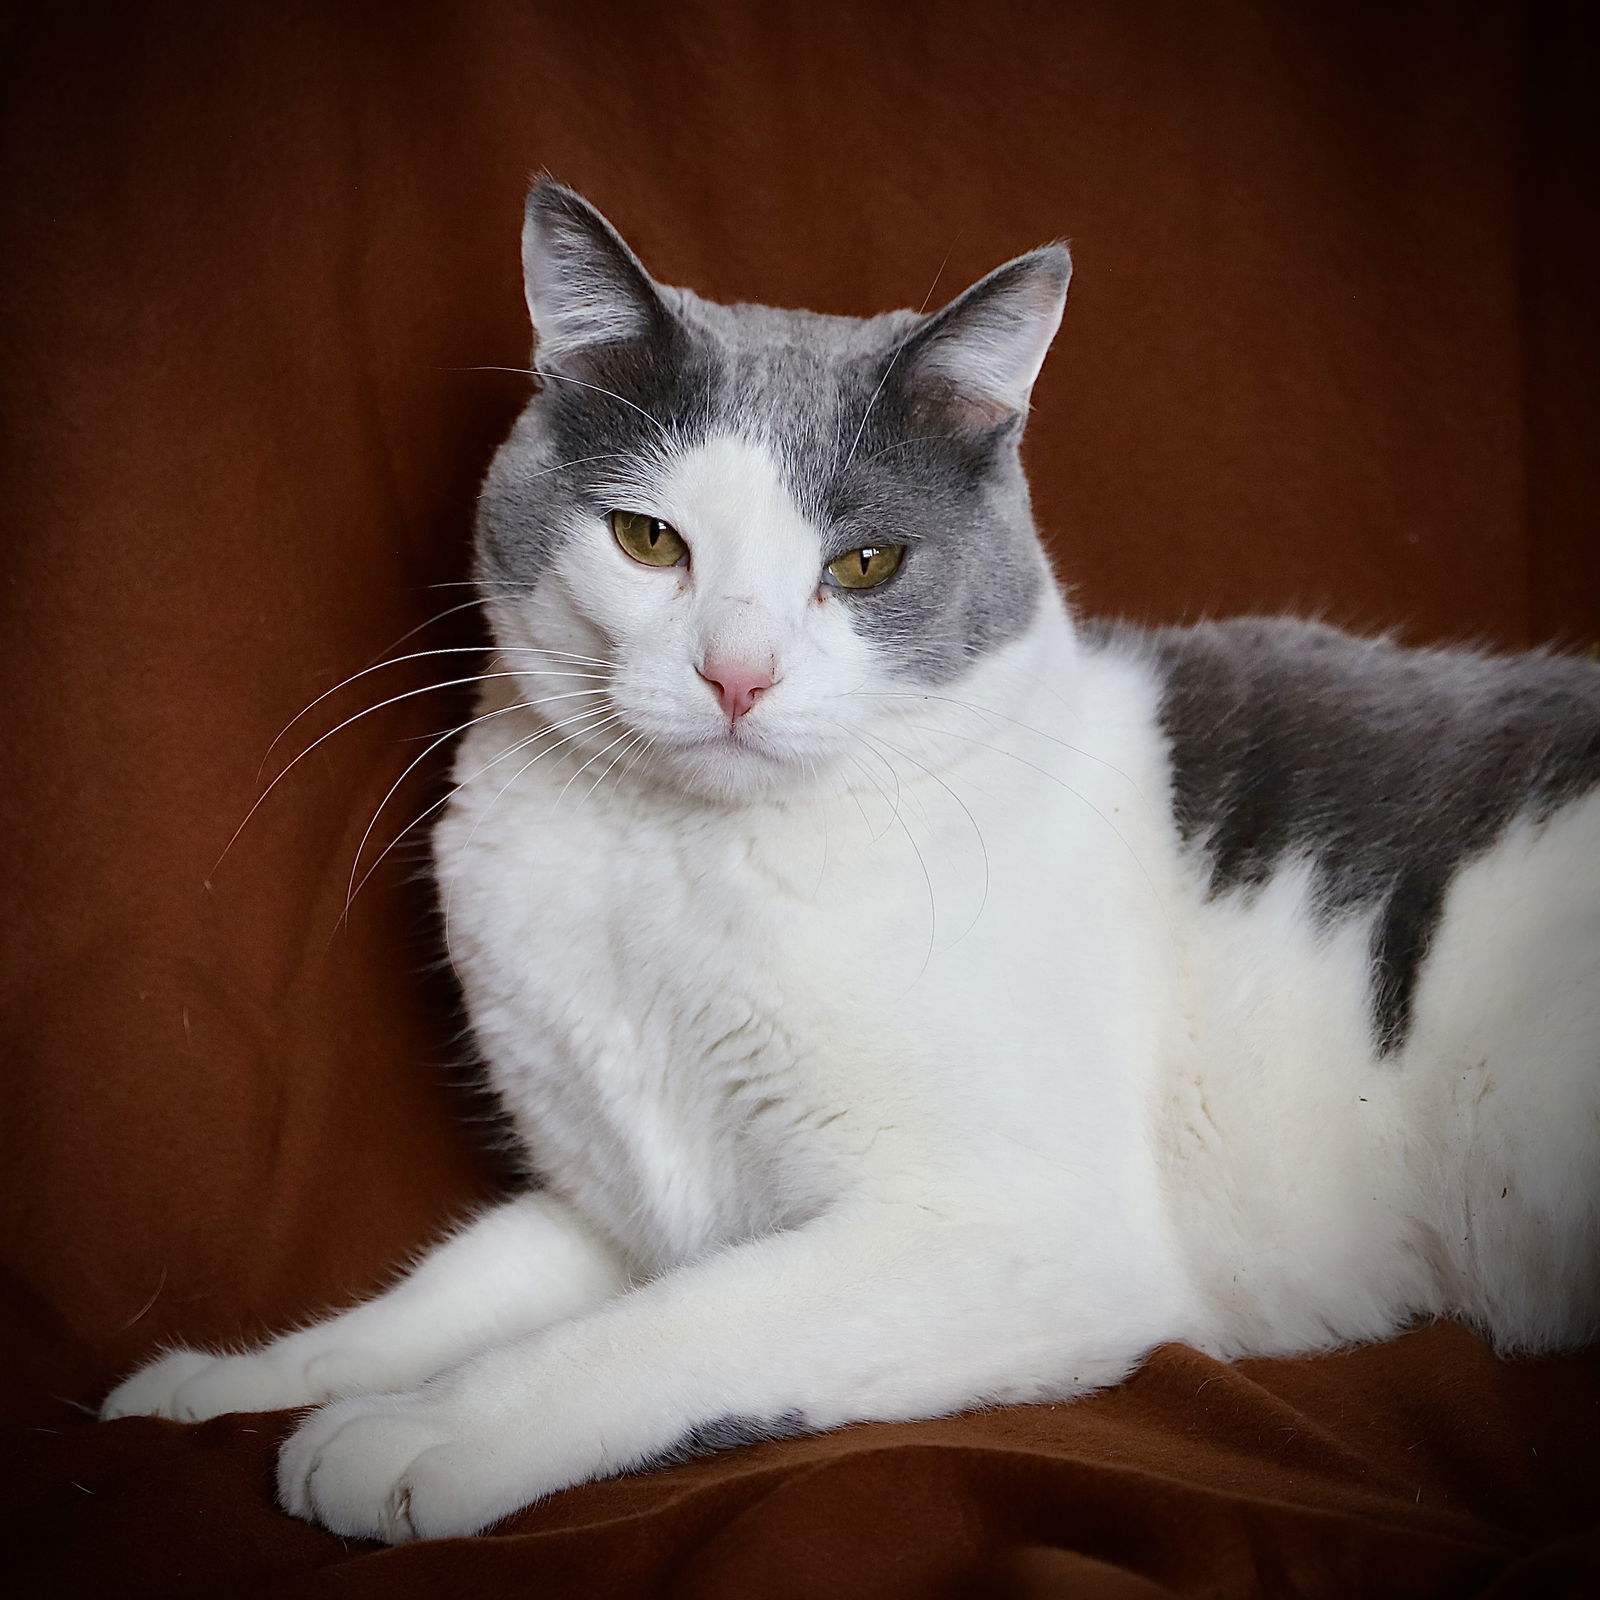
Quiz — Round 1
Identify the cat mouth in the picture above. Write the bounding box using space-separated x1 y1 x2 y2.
684 726 773 754
669 711 765 745
670 722 793 767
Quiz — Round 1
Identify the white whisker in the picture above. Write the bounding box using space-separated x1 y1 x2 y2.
806 754 830 899
851 733 937 980
426 579 534 591
842 755 891 844
439 709 628 966
897 717 1165 919
215 668 586 878
261 645 614 770
554 722 640 809
580 728 648 808
451 365 673 443
361 597 489 668
342 689 611 914
842 240 956 472
864 690 1135 792
349 700 619 913
854 434 964 467
869 727 991 945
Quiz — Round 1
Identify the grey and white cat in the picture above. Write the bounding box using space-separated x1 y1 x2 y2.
104 184 1600 1543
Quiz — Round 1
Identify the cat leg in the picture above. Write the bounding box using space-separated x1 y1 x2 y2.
277 1200 1154 1542
101 1191 629 1422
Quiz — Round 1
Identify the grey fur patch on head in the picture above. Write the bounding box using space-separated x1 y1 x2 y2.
476 182 1072 683
1109 618 1600 1053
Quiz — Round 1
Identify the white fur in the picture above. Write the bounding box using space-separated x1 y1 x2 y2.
104 431 1600 1543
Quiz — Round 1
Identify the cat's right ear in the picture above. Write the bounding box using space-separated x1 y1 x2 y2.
521 182 672 371
898 245 1072 431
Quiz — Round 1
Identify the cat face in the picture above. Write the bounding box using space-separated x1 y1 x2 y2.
475 183 1070 801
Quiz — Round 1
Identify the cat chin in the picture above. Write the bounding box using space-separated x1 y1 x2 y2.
647 733 833 804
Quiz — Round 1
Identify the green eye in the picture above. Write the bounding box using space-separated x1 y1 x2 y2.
825 544 905 590
611 510 689 567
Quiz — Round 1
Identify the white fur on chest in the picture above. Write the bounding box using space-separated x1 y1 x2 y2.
437 608 1600 1362
435 616 1184 1281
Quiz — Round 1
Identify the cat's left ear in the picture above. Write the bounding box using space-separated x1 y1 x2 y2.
899 245 1072 429
521 181 673 372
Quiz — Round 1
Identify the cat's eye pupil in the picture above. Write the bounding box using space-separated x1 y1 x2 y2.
825 542 904 591
611 510 688 568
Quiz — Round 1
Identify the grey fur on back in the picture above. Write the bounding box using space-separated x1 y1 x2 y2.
1104 618 1600 1052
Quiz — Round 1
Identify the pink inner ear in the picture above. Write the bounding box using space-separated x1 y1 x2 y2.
905 248 1070 428
914 373 1023 434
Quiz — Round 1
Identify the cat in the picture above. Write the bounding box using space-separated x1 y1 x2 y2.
102 181 1600 1544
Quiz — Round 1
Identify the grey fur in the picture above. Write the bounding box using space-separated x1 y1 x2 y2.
636 1409 810 1471
473 187 1600 1056
1108 618 1600 1052
476 183 1065 682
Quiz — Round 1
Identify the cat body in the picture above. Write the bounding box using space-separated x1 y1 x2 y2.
438 598 1191 1384
103 185 1600 1542
444 598 1600 1369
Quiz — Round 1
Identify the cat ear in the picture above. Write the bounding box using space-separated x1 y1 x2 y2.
900 246 1072 429
521 181 671 370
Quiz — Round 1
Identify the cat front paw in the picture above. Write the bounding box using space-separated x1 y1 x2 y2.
278 1364 603 1543
278 1389 514 1542
101 1344 398 1422
100 1347 219 1420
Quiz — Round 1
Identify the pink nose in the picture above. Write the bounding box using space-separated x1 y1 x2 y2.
698 657 776 721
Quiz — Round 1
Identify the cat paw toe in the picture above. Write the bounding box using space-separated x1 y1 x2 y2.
301 1347 407 1400
278 1392 541 1543
100 1347 216 1420
278 1395 457 1540
163 1352 316 1420
104 1346 365 1424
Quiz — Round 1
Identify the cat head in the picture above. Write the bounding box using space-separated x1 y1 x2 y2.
475 181 1070 801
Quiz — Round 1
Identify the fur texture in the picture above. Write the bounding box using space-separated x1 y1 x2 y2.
103 184 1600 1545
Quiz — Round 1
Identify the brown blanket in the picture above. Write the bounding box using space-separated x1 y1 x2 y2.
3 3 1597 1594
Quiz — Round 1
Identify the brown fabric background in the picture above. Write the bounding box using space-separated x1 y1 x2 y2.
2 2 1597 1595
